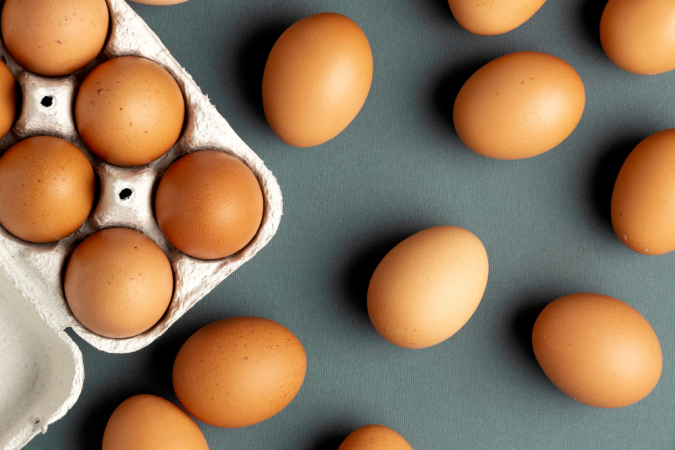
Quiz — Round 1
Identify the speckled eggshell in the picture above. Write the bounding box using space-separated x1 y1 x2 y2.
600 0 675 75
154 150 264 260
453 51 585 160
367 226 489 349
64 228 174 338
0 136 94 244
0 60 16 139
611 129 675 255
172 317 307 428
262 12 373 147
338 425 413 450
1 0 109 77
102 394 209 450
448 0 547 36
74 56 185 167
532 293 662 408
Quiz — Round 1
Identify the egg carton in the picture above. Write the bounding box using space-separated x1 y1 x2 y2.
0 1 283 448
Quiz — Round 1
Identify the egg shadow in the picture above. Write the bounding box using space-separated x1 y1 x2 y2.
414 0 457 25
498 293 556 387
232 18 299 127
76 390 138 449
427 57 498 143
588 136 643 236
578 0 609 52
145 312 235 395
307 429 350 450
334 223 433 327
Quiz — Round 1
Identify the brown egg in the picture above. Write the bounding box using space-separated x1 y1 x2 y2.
339 425 413 450
154 150 263 260
532 293 662 408
0 60 16 139
172 317 307 428
448 0 547 36
367 226 489 349
0 136 94 243
453 52 585 160
102 394 209 450
1 0 109 76
262 12 373 147
600 0 675 75
64 228 174 338
611 129 675 255
74 56 185 167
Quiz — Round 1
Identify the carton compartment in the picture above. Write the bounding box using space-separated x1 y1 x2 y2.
0 271 83 450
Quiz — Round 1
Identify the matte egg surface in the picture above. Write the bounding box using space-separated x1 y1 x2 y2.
64 228 174 339
448 0 547 35
611 128 675 255
173 317 307 428
102 394 209 450
532 293 662 408
453 51 585 160
1 0 109 76
262 12 373 147
75 56 185 167
0 136 94 244
367 226 489 349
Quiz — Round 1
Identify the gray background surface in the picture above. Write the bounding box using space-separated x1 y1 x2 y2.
24 0 675 448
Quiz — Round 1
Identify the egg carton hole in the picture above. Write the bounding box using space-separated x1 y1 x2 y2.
118 188 133 201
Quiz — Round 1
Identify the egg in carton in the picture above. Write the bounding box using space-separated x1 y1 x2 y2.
0 1 283 448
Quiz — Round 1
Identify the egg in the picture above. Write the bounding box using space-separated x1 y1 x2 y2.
262 12 373 147
74 56 185 167
448 0 547 36
1 0 109 76
0 136 94 243
102 394 209 450
532 293 662 408
453 52 585 160
611 129 675 255
154 150 263 260
367 226 489 349
64 228 174 338
172 317 307 428
600 0 675 75
339 425 413 450
0 60 16 139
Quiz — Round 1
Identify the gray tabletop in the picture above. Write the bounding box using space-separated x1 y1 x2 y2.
25 0 675 449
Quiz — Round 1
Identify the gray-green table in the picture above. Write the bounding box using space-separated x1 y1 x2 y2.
25 0 675 448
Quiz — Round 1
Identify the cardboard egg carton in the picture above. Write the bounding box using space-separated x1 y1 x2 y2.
0 1 283 448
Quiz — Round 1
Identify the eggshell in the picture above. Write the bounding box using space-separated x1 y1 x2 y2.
611 129 675 255
64 228 174 338
154 150 264 260
1 0 109 77
448 0 546 36
339 425 413 450
172 317 307 428
102 394 208 450
0 60 16 139
0 136 94 243
74 56 185 167
600 0 675 75
367 226 489 349
532 293 662 408
262 12 373 147
453 51 585 160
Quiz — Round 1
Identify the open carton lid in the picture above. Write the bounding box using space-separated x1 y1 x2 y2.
0 1 283 448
